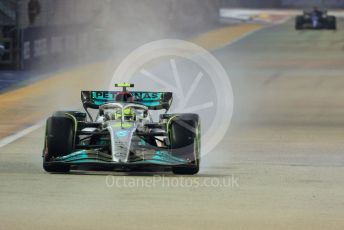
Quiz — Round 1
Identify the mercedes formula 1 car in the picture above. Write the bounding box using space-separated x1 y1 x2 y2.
42 83 201 175
295 9 336 30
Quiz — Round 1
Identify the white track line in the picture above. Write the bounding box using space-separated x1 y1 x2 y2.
0 120 45 148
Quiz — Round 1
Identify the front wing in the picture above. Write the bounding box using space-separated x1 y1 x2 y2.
45 149 190 169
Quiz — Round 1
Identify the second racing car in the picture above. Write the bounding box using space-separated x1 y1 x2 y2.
295 8 336 30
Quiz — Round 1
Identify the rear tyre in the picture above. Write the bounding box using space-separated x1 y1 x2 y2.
295 16 304 30
43 116 74 173
168 114 200 175
53 111 86 122
327 16 336 30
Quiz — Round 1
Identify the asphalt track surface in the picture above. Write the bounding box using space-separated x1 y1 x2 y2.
1 20 344 229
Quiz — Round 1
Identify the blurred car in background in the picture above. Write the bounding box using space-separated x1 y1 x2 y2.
0 43 5 58
295 8 336 30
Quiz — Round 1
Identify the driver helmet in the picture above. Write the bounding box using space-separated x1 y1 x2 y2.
114 107 136 121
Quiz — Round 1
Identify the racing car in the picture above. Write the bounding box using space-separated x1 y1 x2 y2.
42 83 201 175
295 8 336 30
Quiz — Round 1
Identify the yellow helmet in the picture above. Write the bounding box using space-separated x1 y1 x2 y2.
114 107 136 121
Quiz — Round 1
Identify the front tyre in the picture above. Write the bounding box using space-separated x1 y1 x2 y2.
168 114 201 175
43 116 74 173
327 16 336 30
295 16 304 30
172 160 200 175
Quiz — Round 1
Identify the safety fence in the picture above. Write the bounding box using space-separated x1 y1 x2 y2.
282 0 344 7
1 0 220 70
0 38 14 65
20 25 101 70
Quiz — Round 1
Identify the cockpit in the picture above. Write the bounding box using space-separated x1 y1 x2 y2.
97 103 150 122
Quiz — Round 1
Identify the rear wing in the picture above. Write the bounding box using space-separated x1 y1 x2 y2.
303 9 327 16
81 91 173 111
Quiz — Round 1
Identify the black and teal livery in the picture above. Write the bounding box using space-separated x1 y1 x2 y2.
82 91 173 110
43 84 201 175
